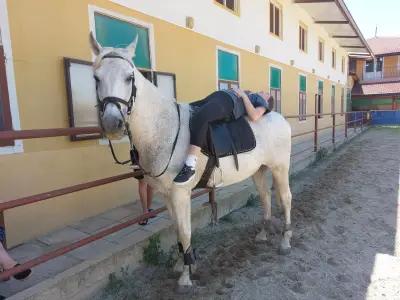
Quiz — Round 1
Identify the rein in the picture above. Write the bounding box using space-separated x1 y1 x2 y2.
96 54 181 178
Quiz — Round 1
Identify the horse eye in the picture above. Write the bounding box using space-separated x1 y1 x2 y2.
94 75 100 82
126 75 134 82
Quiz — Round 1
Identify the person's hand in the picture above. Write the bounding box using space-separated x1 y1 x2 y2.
232 87 246 98
258 91 270 103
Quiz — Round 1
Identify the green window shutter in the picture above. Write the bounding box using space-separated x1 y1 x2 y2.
94 13 151 69
270 67 281 89
318 81 323 93
331 85 335 96
218 50 239 81
299 75 306 92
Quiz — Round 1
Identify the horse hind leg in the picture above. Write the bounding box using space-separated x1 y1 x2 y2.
252 166 276 242
271 165 292 254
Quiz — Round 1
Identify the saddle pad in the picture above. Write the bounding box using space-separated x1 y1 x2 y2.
202 116 256 158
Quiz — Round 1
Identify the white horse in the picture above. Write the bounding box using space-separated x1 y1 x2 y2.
90 34 292 287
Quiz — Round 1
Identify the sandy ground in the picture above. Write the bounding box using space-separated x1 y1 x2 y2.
99 127 400 300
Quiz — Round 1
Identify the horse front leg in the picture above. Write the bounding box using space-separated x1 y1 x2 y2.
171 187 195 286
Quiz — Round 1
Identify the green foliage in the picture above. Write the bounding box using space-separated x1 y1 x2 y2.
315 147 329 162
142 234 176 268
246 193 259 207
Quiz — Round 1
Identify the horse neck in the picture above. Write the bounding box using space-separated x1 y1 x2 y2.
130 71 179 174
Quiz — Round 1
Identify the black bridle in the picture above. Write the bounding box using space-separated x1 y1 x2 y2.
96 54 137 116
95 54 181 178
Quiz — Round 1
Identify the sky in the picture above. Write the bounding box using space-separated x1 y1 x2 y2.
344 0 400 39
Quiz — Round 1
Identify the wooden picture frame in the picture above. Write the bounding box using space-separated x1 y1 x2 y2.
64 57 102 141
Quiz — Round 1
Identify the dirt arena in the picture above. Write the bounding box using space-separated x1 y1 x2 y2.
99 127 400 300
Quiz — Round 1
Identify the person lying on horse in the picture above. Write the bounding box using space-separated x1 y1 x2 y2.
174 88 273 185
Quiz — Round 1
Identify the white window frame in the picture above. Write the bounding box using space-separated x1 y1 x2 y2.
88 5 157 145
269 1 283 38
216 46 241 90
298 73 307 121
0 0 23 155
268 64 283 113
214 0 239 13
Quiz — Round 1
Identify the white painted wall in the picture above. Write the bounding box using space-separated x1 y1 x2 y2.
109 0 348 83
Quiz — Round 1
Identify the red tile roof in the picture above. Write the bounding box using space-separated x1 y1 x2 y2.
367 36 400 56
352 81 400 97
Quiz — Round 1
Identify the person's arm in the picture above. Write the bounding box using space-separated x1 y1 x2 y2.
232 88 266 122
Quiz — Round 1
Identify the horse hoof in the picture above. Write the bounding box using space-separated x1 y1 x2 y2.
176 284 194 294
173 259 184 273
255 230 268 242
178 276 193 287
279 246 291 255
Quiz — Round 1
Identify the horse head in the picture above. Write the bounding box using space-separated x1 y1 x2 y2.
89 32 139 139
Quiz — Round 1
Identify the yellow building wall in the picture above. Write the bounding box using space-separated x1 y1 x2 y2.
383 55 399 78
2 0 345 246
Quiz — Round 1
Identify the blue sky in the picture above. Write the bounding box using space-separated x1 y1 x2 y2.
344 0 400 39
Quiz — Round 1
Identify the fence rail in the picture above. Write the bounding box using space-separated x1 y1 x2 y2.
0 110 371 280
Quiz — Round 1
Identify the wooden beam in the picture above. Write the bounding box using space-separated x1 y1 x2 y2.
332 35 359 38
294 0 334 3
315 20 349 24
341 45 365 49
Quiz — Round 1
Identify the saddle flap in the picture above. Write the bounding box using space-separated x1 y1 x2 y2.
204 116 256 158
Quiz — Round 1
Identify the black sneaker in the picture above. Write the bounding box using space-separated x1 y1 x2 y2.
174 164 195 185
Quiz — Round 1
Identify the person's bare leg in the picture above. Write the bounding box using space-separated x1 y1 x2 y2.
0 242 16 270
138 180 148 213
147 185 153 210
188 145 201 157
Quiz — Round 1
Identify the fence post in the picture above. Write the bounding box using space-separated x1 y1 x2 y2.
332 113 336 144
209 188 218 224
361 112 363 131
314 112 318 152
344 113 348 138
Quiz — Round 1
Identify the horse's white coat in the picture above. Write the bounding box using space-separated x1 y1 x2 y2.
90 35 293 286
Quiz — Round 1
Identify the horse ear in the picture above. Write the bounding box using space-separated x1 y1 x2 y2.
89 32 102 55
126 34 138 58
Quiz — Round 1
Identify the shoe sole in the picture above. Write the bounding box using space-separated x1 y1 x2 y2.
174 173 195 186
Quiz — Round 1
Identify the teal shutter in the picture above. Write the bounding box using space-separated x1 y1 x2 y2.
218 50 239 81
270 67 281 89
299 75 306 92
94 13 151 69
318 80 323 93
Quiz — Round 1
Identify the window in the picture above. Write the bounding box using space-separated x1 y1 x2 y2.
332 49 336 69
299 75 307 121
94 13 152 70
153 72 177 100
218 49 239 89
215 0 238 13
331 85 336 116
317 80 323 118
270 66 282 113
376 57 383 72
340 87 345 115
365 59 374 72
0 44 13 146
318 39 324 62
341 57 345 73
269 1 282 38
299 24 307 52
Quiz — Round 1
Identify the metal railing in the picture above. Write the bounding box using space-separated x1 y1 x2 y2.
0 111 369 280
362 66 400 81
